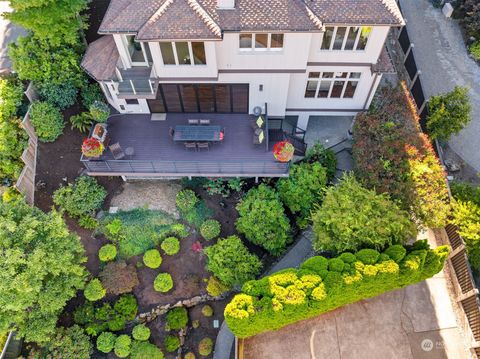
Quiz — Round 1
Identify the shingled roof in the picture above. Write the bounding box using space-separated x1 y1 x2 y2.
81 36 119 81
99 0 404 40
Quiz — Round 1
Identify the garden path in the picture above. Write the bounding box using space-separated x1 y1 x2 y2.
399 0 480 172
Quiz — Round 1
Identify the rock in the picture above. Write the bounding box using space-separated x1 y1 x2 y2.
444 159 461 172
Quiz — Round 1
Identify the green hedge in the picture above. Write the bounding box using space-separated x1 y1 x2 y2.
224 241 449 338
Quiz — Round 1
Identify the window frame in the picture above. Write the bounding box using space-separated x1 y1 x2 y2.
239 33 284 51
319 26 371 51
304 71 362 99
159 41 207 66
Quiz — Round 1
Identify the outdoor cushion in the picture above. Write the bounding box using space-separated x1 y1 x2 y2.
256 116 264 128
258 130 264 143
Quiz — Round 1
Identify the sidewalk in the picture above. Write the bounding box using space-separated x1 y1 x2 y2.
0 2 27 72
399 0 480 171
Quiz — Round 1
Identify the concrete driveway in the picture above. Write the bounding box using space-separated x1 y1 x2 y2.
0 2 27 72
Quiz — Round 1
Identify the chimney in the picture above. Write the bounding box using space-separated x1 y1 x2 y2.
217 0 235 9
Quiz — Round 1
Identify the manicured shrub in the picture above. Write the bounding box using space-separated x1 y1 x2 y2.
89 101 110 122
339 252 356 264
200 219 221 240
99 260 139 295
113 294 138 321
311 174 417 253
132 324 150 341
114 335 132 358
201 305 213 317
236 184 292 256
301 256 329 273
84 278 106 301
29 101 64 142
384 245 407 263
164 335 180 352
303 142 337 181
143 249 162 268
277 162 328 228
154 273 174 292
53 176 107 218
99 244 117 262
96 332 116 353
81 83 104 110
204 236 262 287
427 86 471 141
166 307 188 330
328 258 345 272
355 249 380 265
198 338 213 356
130 341 165 359
206 276 231 297
161 237 180 255
176 189 198 212
224 244 450 338
38 81 78 110
353 83 450 228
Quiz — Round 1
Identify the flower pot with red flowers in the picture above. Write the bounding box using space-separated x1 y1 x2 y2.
82 137 104 158
273 141 295 162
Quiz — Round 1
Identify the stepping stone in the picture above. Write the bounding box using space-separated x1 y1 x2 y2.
109 206 119 214
213 320 220 328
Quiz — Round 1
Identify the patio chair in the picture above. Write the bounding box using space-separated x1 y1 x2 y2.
109 142 126 160
184 142 197 151
169 127 175 138
197 142 209 151
253 128 265 145
188 119 200 125
199 119 211 125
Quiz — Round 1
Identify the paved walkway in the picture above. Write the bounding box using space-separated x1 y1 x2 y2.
399 0 480 171
0 2 27 72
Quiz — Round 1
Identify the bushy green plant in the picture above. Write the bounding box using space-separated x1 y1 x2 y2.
132 324 150 341
176 189 198 211
99 260 139 295
204 236 262 287
384 245 407 263
161 237 180 255
99 244 117 262
114 294 138 320
0 199 86 344
206 275 231 297
84 278 106 301
277 162 328 228
81 83 104 109
202 305 213 317
451 200 480 269
236 184 292 256
427 86 471 141
303 142 337 181
198 338 213 356
143 249 162 268
89 101 110 122
164 335 180 352
78 215 98 229
328 258 345 272
130 341 165 359
96 332 116 353
154 273 174 292
166 307 188 329
225 243 450 338
38 81 78 110
311 174 417 253
185 352 196 359
451 181 480 206
70 112 94 133
355 249 380 265
203 177 244 197
469 41 480 61
114 335 132 358
200 219 221 240
53 176 107 218
29 101 64 142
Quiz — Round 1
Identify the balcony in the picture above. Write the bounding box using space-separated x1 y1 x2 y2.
81 113 290 178
116 67 157 99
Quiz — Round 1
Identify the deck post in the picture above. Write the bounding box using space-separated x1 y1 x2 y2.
255 176 258 183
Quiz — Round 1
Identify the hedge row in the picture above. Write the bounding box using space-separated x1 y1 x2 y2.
224 242 449 338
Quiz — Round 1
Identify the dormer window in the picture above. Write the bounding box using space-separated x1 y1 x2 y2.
320 26 372 51
159 41 207 65
239 33 284 51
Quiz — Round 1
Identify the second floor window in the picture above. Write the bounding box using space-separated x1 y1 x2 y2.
320 27 372 51
305 72 361 99
159 42 207 65
239 33 284 51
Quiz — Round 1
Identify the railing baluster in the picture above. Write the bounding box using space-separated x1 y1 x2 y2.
130 80 136 95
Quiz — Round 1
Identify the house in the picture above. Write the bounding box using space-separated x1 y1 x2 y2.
80 0 404 179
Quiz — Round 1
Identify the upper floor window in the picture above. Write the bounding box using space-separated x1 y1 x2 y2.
159 41 206 65
305 72 361 99
320 27 372 51
239 33 284 51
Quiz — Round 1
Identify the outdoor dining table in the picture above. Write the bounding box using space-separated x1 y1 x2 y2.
173 125 222 142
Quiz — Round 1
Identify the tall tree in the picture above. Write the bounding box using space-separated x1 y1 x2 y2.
0 198 87 343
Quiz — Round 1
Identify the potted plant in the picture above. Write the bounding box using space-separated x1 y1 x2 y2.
273 141 295 162
82 137 104 158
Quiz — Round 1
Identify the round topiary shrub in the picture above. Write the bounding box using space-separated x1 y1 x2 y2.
201 305 213 317
200 219 221 240
384 245 407 263
89 101 110 122
355 249 380 265
338 252 356 264
99 244 117 262
328 258 345 272
143 249 162 269
164 335 180 352
198 337 213 356
161 237 180 255
96 331 116 353
84 278 106 301
132 324 150 341
30 101 65 142
185 352 196 359
300 256 329 274
175 189 198 212
114 334 132 358
154 273 173 292
166 307 188 330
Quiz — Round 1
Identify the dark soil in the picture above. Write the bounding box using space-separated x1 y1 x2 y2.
84 0 111 44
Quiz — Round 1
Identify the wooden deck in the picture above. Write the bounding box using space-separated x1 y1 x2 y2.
82 114 290 177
